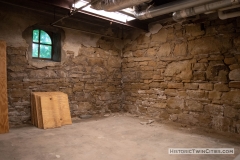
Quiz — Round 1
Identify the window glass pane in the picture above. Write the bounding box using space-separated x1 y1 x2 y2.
33 30 39 43
40 44 52 59
40 30 52 45
32 43 39 58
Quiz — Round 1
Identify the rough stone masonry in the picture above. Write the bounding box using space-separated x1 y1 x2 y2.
122 18 240 134
1 3 240 134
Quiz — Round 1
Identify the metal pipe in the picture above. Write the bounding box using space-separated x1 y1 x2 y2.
173 0 240 21
218 4 240 19
0 0 145 31
91 0 151 12
52 24 122 40
51 0 99 25
135 0 217 20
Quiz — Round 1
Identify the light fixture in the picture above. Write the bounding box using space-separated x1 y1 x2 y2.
73 0 136 23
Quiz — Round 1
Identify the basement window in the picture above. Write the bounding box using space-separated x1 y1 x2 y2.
30 26 62 62
32 29 52 59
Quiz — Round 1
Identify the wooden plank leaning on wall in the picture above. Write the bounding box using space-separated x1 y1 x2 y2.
0 40 9 134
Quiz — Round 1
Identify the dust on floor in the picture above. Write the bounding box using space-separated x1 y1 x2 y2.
0 114 240 160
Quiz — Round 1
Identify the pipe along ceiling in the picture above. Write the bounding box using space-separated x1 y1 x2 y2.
90 0 240 21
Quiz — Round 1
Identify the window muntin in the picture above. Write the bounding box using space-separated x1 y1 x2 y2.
32 29 52 59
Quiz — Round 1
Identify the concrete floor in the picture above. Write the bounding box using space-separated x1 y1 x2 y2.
0 114 240 160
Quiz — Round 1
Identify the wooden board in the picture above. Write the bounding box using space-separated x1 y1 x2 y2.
31 92 72 129
57 93 72 125
0 40 9 134
40 95 62 129
49 92 72 125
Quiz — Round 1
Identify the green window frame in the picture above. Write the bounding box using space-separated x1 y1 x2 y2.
32 29 53 59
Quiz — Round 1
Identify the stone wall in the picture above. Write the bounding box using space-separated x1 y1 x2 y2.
122 18 240 134
1 2 240 134
0 4 122 126
7 42 122 126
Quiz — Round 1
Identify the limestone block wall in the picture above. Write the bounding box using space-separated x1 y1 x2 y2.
7 43 122 126
122 18 240 134
0 4 122 126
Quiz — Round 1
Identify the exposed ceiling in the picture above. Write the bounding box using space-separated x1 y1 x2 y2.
0 0 239 34
0 0 181 32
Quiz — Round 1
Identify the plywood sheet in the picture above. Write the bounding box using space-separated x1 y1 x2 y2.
47 92 72 125
57 93 72 125
31 92 72 129
0 41 9 134
40 95 62 129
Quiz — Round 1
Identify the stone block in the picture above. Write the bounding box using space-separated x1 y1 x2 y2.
193 63 207 71
8 66 24 72
140 66 154 71
146 47 158 56
73 83 85 92
99 92 111 101
151 29 168 43
9 55 27 65
222 91 240 103
229 69 240 81
164 60 192 81
166 108 181 114
160 82 168 89
214 83 230 92
185 100 203 112
167 28 175 41
186 24 205 37
204 104 223 115
167 82 183 89
157 43 171 57
199 83 213 91
229 81 240 88
224 106 237 118
187 90 205 99
188 37 231 55
88 58 104 66
177 114 198 125
137 35 150 44
169 114 178 121
229 64 240 70
208 91 222 100
139 61 148 66
132 49 146 57
29 70 58 79
108 56 121 68
224 57 237 64
206 62 229 82
133 57 153 62
123 51 133 58
78 102 92 112
10 90 25 98
184 83 199 90
164 89 177 96
167 97 184 109
140 71 153 80
152 103 167 109
234 36 240 46
173 43 187 56
148 61 157 67
193 71 206 81
159 110 169 120
211 116 232 132
149 82 161 88
85 84 95 90
208 55 224 61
